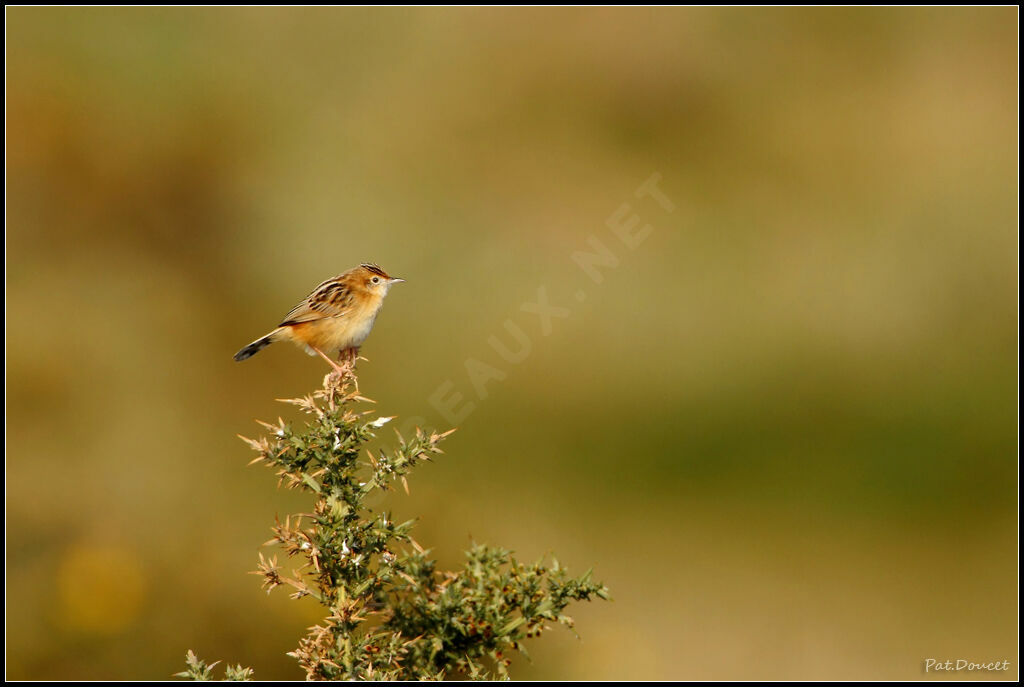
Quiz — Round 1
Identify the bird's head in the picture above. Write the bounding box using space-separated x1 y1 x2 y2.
352 263 405 296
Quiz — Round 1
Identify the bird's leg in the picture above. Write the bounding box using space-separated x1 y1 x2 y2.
311 345 349 376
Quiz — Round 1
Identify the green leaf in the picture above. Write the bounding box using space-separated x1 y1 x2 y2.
499 616 526 636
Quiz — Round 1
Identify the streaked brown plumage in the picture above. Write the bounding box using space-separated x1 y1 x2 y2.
234 263 404 374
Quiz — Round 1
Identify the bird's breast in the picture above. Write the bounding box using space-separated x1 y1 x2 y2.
284 295 386 354
346 307 379 347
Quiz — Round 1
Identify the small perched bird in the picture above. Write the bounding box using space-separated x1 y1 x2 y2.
234 263 404 375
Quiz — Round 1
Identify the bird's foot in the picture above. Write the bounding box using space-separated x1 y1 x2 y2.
341 348 360 392
310 346 358 393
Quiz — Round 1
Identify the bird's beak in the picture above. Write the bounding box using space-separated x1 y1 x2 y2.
389 277 405 284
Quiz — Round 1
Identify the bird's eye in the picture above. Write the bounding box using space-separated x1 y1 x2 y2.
371 276 380 284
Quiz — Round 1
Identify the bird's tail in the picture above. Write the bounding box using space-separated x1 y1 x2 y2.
234 328 283 362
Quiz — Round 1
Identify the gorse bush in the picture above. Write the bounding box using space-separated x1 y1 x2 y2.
179 372 607 680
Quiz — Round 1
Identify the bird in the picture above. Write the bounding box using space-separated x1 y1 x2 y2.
234 263 404 376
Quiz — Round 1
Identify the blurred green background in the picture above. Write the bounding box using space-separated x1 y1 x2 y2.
6 7 1017 681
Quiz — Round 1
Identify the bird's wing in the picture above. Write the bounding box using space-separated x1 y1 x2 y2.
278 277 356 325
